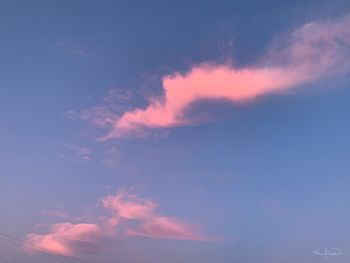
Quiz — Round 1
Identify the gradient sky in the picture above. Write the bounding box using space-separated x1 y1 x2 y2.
1 1 350 262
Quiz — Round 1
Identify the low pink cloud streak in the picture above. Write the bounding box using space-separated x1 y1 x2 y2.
102 189 158 220
24 189 214 257
127 216 216 241
102 189 212 241
101 15 350 138
24 223 103 256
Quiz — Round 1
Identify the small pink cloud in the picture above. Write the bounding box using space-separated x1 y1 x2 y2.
102 189 158 220
98 15 350 139
24 223 104 256
127 216 215 241
102 189 214 241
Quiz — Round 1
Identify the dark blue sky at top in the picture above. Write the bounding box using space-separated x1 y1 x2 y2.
1 1 350 263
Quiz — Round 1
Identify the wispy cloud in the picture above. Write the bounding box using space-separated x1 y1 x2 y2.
78 88 136 135
24 223 104 256
101 147 120 168
40 210 85 222
126 217 216 241
40 210 72 220
102 189 158 221
56 39 94 58
24 189 216 257
102 189 214 241
61 144 92 161
94 14 350 139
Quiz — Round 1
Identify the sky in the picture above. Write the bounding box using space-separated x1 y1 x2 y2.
1 0 350 262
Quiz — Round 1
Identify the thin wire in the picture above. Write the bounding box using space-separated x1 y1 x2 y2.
0 256 18 263
0 236 22 248
0 232 89 263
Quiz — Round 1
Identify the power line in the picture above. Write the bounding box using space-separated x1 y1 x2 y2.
0 232 89 263
0 233 76 263
0 256 18 263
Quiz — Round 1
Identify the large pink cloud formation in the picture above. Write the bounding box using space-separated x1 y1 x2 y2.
102 15 350 139
24 189 213 257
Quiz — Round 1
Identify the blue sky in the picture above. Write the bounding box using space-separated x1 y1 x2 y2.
1 1 350 262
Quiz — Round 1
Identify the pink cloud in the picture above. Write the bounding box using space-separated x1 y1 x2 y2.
24 223 104 256
81 106 119 128
102 189 158 220
127 216 215 241
102 189 213 241
24 189 215 257
100 15 350 139
79 88 135 131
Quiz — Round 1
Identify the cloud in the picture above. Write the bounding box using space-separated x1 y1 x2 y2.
101 147 120 168
62 110 78 120
80 88 135 131
99 15 350 139
57 40 93 58
126 216 215 241
40 210 71 220
81 106 119 129
102 189 213 241
61 144 92 161
24 223 104 256
102 189 158 221
24 189 215 257
40 210 85 222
